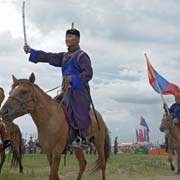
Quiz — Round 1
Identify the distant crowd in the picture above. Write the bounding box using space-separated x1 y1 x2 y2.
5 135 163 155
112 137 162 155
5 135 97 155
21 137 43 154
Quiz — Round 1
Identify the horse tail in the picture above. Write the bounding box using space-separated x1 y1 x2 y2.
11 151 18 167
104 126 111 163
17 125 23 157
91 123 111 173
11 125 23 168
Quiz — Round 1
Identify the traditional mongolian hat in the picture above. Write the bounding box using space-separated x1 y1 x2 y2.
66 22 80 37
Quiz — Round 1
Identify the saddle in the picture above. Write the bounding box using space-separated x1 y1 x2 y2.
53 93 69 121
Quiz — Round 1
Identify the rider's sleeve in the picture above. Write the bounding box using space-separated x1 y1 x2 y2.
29 49 64 67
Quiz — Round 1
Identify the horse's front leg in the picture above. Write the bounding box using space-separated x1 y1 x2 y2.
47 153 52 167
49 152 61 180
74 148 87 180
10 140 23 173
177 150 180 175
168 149 175 171
0 150 6 173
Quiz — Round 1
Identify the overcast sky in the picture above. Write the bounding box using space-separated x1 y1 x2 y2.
1 0 180 144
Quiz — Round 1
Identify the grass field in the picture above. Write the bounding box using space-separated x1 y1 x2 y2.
0 153 178 180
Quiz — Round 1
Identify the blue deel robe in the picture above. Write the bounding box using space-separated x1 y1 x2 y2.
170 103 180 121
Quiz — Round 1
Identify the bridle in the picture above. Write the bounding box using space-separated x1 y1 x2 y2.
8 95 35 114
7 82 37 115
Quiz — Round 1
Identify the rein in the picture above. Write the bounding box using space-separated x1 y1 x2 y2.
46 86 60 93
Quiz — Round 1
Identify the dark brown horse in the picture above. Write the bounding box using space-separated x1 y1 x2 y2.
0 87 23 173
0 73 111 180
0 118 23 173
160 114 180 174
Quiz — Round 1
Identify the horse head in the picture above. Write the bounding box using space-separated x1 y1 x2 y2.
0 73 36 121
160 113 173 132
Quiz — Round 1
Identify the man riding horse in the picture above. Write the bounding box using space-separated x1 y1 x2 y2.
163 93 180 152
24 23 93 149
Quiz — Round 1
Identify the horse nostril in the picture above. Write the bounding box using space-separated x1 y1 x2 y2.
0 108 9 118
3 109 9 116
160 127 164 132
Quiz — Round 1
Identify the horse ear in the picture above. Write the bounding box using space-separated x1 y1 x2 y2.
12 74 17 84
29 73 35 83
0 87 5 106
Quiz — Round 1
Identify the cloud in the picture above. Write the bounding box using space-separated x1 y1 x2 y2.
0 32 22 55
11 0 180 45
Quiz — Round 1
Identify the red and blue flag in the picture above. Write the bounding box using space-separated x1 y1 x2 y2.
140 116 150 132
147 58 180 96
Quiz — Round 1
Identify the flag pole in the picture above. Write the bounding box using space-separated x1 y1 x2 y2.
144 53 170 114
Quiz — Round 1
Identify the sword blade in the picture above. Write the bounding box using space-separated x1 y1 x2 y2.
22 1 27 46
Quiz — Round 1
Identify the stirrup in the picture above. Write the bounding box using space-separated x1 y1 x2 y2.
80 141 89 150
71 136 82 149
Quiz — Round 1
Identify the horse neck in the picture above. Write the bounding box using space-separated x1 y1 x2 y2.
169 125 180 143
30 86 63 128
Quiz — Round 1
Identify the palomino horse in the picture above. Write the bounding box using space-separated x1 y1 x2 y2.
0 73 111 180
160 114 180 174
0 119 23 173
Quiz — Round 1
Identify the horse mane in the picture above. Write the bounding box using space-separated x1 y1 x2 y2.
34 84 52 101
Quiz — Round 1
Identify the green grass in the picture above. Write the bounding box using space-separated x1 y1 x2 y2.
0 153 177 180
